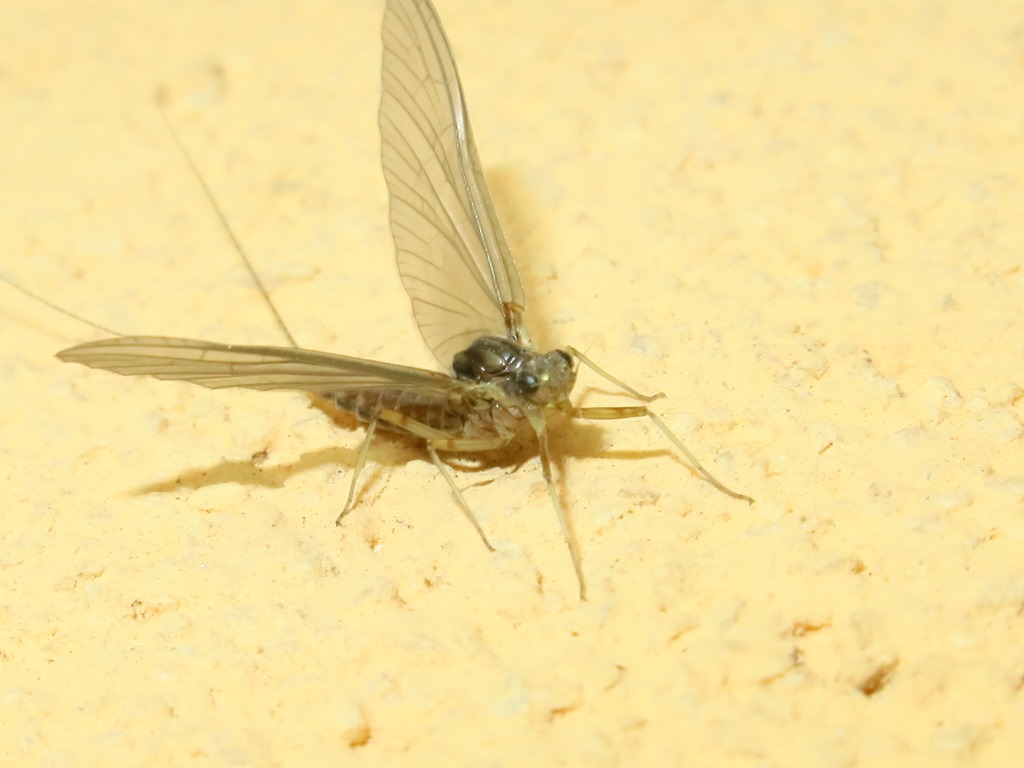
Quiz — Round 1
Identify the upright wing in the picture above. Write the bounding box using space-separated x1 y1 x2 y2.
380 0 530 369
58 336 453 396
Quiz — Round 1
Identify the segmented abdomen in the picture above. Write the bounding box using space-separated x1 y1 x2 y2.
322 384 518 441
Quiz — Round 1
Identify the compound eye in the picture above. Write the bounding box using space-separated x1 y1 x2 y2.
452 351 474 379
517 371 540 394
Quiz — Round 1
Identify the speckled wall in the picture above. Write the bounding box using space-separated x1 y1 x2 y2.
2 0 1021 765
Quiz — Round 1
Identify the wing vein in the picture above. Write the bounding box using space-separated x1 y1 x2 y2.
380 0 531 367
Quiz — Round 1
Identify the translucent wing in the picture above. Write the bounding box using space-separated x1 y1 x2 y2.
58 336 453 396
380 0 530 369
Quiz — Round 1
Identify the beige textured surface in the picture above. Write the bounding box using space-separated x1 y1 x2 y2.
2 0 1023 765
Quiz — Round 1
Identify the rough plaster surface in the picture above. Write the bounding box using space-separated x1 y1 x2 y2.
2 0 1022 765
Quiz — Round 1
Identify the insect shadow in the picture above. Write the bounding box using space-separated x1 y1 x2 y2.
129 403 666 498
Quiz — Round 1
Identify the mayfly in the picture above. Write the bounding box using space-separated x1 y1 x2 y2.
49 0 751 599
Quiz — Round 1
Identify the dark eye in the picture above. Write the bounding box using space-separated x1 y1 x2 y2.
452 351 473 379
517 371 539 394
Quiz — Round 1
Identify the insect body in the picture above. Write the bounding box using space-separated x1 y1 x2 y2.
55 0 751 599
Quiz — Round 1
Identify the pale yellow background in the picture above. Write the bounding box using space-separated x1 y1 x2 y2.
2 0 1022 765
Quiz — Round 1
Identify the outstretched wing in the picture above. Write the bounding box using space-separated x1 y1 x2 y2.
57 336 453 396
380 0 530 369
